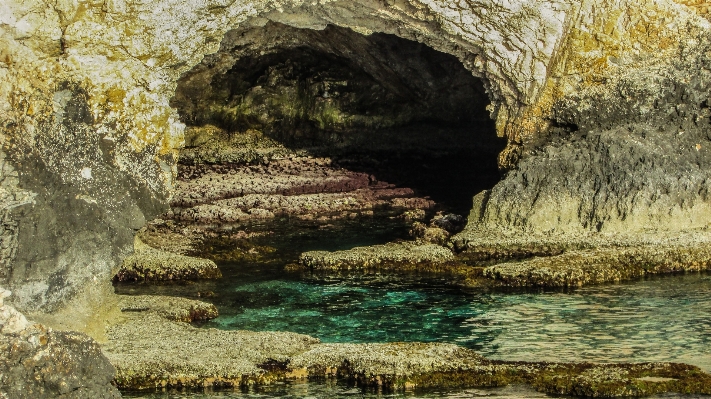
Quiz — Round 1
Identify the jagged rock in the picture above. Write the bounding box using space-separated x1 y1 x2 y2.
0 291 120 399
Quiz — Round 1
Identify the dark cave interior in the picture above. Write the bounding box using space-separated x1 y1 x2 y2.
172 23 505 215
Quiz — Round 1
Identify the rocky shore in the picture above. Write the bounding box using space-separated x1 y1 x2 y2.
102 294 711 397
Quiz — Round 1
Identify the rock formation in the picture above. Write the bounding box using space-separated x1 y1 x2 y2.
2 0 709 314
0 288 121 398
3 0 711 395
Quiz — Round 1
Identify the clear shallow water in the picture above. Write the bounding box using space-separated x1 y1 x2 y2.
199 272 711 371
117 216 711 398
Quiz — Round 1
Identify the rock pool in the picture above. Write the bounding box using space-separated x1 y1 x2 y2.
116 217 711 382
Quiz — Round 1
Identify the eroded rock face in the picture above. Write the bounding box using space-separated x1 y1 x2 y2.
459 33 711 241
0 0 710 315
172 22 491 143
0 290 121 399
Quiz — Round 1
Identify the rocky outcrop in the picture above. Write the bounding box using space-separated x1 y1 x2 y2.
0 289 121 399
115 237 221 282
105 308 319 390
299 242 455 271
482 242 711 287
1 0 708 314
117 294 218 323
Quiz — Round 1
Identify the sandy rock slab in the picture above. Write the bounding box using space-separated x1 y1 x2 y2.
450 228 711 287
104 312 319 390
298 241 454 271
483 244 711 288
119 295 218 323
115 238 221 282
0 289 120 399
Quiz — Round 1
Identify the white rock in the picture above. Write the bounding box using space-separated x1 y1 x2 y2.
0 304 29 335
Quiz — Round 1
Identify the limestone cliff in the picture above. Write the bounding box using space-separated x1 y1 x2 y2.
0 0 710 315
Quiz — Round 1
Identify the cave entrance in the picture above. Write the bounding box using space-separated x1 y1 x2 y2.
170 22 504 224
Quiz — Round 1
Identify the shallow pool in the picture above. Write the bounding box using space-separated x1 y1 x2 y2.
116 216 711 399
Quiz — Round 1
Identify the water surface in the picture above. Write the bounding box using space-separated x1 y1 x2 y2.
117 216 711 399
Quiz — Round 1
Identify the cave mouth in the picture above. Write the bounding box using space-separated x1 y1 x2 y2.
171 22 504 217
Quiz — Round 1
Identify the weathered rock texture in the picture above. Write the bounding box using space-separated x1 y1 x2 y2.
103 299 711 396
0 289 121 399
1 0 710 316
115 237 221 282
299 242 454 271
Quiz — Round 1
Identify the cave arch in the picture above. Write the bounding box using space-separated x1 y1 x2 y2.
0 0 572 312
170 22 506 215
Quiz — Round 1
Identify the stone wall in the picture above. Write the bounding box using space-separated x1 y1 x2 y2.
0 0 709 314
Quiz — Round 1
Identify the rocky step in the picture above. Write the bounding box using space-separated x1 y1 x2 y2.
170 189 434 224
115 238 222 282
298 241 454 271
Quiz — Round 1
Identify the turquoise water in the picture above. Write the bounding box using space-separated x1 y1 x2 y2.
117 217 711 397
197 272 711 371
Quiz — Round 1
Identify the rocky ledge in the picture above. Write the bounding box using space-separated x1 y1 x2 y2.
103 295 711 397
115 237 222 282
0 289 121 399
294 228 711 288
169 156 435 225
455 228 711 287
297 242 455 272
118 295 218 323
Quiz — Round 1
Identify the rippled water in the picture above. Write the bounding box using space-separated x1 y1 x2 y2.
117 217 711 398
123 382 711 399
122 382 554 399
193 272 710 371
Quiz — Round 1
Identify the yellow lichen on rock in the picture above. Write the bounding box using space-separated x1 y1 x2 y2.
496 0 709 164
675 0 711 17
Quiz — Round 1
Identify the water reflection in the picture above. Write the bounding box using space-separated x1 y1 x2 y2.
123 381 711 399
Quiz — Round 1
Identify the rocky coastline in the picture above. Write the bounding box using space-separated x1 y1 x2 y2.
3 0 711 397
102 294 711 398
